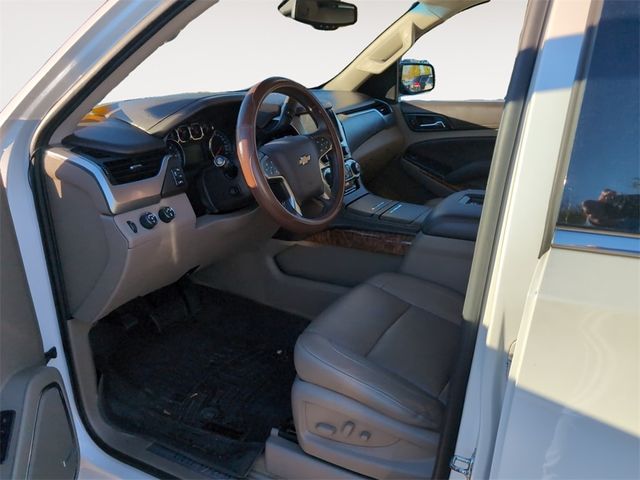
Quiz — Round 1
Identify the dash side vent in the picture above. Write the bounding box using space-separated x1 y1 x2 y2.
102 153 164 185
374 101 392 116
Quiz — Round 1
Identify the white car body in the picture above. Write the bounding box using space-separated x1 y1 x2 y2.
0 1 637 479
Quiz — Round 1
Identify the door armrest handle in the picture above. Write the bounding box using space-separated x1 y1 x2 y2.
418 120 446 130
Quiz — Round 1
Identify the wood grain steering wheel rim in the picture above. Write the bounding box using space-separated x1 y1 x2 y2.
236 77 345 234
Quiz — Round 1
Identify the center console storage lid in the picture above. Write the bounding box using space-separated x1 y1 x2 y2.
379 202 427 224
346 194 394 216
421 190 485 241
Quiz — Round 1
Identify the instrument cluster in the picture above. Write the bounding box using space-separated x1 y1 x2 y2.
167 121 235 169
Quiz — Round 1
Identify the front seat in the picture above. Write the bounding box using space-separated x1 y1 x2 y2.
292 272 464 479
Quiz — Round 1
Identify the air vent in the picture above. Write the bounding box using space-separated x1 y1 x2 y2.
102 152 164 185
374 101 392 115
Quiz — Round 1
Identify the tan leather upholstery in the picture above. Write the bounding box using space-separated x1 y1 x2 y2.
294 272 463 431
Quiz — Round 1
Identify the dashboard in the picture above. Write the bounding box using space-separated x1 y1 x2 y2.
46 89 396 323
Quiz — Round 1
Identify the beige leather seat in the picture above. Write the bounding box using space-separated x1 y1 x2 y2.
292 272 464 479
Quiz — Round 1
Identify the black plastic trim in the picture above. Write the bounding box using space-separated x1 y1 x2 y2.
0 411 15 464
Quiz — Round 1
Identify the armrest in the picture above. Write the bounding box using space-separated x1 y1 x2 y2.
443 161 491 184
421 190 485 241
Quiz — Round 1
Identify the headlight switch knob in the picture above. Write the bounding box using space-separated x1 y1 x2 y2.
139 212 159 229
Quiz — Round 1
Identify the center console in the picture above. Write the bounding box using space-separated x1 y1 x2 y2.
420 190 484 241
339 188 484 241
345 192 430 227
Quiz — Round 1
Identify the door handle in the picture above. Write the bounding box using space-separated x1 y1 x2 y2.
419 120 446 130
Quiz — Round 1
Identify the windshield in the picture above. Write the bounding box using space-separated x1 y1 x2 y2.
103 0 411 103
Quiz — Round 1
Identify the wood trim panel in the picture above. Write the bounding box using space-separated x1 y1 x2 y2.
306 228 414 256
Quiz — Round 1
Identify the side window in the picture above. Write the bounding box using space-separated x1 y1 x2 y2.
557 0 640 235
400 0 527 101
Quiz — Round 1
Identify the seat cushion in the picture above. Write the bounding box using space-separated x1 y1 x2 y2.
294 272 464 430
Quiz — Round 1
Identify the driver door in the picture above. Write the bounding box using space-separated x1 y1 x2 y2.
0 182 79 479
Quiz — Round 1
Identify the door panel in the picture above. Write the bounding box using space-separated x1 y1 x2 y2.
363 100 502 203
399 100 502 197
1 367 79 479
404 135 497 194
0 182 78 479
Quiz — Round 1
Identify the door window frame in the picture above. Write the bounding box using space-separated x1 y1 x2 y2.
544 0 640 258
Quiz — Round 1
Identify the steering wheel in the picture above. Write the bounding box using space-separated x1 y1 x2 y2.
236 77 345 234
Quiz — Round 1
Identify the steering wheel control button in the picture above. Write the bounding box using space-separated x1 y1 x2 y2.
139 212 158 230
313 136 332 156
158 206 176 223
171 167 186 187
126 221 138 233
261 157 280 177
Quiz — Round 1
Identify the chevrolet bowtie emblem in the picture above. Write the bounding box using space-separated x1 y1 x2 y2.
299 154 311 166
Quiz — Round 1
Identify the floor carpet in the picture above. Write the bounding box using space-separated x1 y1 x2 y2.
90 283 308 478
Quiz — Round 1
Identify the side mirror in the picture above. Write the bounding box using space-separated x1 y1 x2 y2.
399 60 435 95
278 0 357 31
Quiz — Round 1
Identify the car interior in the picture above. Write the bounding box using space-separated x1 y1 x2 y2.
35 0 523 478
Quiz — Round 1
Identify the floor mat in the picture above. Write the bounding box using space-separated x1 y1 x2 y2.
90 283 309 478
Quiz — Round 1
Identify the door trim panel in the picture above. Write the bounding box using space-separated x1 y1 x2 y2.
0 367 79 480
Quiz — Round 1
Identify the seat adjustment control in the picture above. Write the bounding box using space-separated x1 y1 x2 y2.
315 422 336 436
158 206 176 223
341 421 355 437
359 430 371 442
139 212 158 229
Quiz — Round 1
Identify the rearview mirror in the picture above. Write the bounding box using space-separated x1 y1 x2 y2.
278 0 357 30
399 60 435 95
